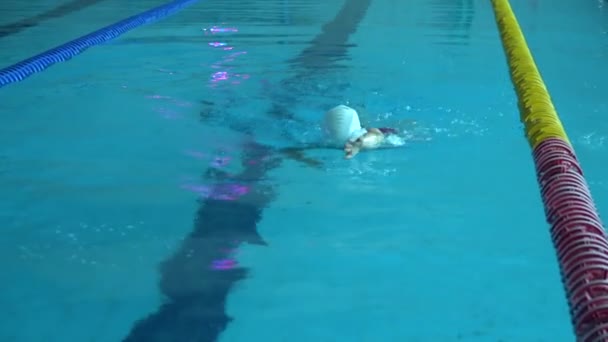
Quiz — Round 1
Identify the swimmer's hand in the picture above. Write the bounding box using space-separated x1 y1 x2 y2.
344 128 385 159
344 140 362 159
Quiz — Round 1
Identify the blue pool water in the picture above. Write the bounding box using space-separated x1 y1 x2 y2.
1 0 608 341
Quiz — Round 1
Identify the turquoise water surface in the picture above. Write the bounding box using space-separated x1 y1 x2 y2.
1 0 608 341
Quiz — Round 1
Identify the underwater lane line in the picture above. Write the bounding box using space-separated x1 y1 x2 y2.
0 0 108 39
122 0 373 341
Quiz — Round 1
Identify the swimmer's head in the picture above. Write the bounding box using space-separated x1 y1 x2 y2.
323 105 363 146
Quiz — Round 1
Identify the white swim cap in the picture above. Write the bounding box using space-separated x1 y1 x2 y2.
323 105 363 146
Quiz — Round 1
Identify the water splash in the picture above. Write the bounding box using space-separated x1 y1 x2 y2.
579 132 606 150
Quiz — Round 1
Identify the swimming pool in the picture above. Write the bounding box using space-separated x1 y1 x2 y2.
1 0 608 340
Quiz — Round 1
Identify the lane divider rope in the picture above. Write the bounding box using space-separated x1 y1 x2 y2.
490 0 608 340
0 0 200 88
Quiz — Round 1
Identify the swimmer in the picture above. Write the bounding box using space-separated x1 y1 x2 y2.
279 104 407 167
323 104 405 159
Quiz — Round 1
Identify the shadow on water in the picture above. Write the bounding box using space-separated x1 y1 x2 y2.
122 0 371 341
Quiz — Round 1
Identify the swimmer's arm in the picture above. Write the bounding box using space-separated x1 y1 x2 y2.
344 129 408 158
344 128 384 159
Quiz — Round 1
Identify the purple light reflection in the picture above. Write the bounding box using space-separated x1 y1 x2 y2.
211 258 237 270
207 26 238 33
209 71 252 84
205 27 250 88
181 183 250 201
211 71 228 82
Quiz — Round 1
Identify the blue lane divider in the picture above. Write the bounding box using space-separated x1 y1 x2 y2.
0 0 200 89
